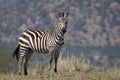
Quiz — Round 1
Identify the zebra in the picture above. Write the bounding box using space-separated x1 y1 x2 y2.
12 11 69 75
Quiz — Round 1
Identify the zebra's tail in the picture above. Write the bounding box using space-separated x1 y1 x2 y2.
12 44 20 61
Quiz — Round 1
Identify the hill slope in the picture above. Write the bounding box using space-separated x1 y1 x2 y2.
0 0 120 49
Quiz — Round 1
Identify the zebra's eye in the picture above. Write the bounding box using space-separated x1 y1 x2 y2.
59 23 62 26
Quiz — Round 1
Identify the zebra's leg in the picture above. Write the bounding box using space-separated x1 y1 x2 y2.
48 51 54 71
54 49 60 72
18 54 24 75
23 49 33 75
23 57 28 75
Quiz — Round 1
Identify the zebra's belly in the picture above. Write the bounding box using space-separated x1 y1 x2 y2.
32 47 49 54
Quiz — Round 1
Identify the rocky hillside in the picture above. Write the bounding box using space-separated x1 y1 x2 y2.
0 0 120 50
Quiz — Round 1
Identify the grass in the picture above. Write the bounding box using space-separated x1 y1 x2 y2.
0 53 120 80
0 52 17 73
0 71 117 80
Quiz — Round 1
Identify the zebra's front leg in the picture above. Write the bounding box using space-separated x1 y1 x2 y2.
48 51 54 71
54 49 60 73
54 53 59 72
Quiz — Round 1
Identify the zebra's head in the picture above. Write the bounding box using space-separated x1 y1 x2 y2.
55 11 69 33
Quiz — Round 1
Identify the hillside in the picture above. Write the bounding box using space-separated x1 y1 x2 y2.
0 0 120 50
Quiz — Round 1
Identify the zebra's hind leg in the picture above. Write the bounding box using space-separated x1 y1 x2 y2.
23 49 33 75
23 57 28 75
18 56 24 75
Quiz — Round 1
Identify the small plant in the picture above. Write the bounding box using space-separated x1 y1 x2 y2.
58 55 90 72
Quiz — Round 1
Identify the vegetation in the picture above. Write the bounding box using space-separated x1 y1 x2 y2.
0 52 17 73
1 69 120 80
0 52 120 80
0 0 120 51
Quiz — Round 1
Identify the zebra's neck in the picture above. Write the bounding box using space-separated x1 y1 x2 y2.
53 27 65 37
48 27 65 46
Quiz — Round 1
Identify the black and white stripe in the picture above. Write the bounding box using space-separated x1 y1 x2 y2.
12 11 69 75
19 30 49 53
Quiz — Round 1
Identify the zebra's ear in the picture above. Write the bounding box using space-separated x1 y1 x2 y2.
58 11 64 17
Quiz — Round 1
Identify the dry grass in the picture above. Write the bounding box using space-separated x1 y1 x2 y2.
0 52 120 80
0 54 120 80
58 56 90 72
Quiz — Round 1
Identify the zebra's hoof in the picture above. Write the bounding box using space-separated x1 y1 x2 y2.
48 67 51 71
54 69 57 73
24 72 28 75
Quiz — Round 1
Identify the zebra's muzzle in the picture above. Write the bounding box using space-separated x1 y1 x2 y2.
62 28 66 33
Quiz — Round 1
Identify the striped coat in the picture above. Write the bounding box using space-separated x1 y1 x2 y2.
12 11 69 75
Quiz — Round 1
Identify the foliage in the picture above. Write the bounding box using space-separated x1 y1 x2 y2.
0 0 120 49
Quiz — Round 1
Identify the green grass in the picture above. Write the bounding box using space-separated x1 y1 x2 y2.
0 53 120 80
0 52 17 73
